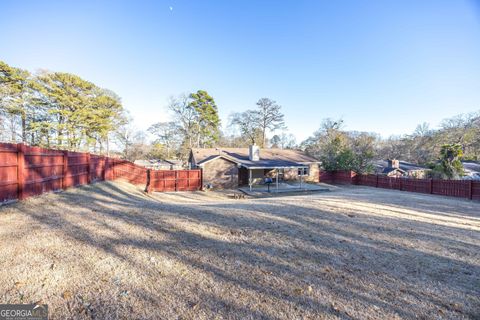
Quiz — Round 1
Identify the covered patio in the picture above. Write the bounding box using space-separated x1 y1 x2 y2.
240 163 325 194
238 180 330 196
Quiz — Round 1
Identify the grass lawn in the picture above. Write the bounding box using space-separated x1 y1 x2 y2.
0 181 479 319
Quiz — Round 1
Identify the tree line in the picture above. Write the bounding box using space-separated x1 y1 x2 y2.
147 93 287 160
1 61 290 160
301 113 480 178
2 60 478 179
0 61 126 154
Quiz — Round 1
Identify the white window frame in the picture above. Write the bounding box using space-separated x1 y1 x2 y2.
298 167 309 176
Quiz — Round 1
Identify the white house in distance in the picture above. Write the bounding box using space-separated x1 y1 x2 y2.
462 161 480 180
189 145 320 189
133 159 183 170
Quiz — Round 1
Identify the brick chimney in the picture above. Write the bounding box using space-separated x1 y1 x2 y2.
387 159 400 169
249 145 260 161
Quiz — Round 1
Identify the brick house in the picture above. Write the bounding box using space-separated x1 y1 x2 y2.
375 159 430 178
189 146 320 189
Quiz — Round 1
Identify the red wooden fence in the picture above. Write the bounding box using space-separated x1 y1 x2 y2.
148 169 202 192
112 160 149 186
0 143 18 202
319 170 356 184
320 170 480 201
0 142 203 204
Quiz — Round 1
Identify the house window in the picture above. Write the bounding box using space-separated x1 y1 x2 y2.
298 167 309 176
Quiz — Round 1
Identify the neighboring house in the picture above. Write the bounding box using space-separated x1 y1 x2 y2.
462 161 480 180
189 145 320 189
134 159 183 170
374 159 430 178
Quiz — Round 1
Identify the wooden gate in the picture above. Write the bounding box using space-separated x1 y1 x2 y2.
148 169 202 192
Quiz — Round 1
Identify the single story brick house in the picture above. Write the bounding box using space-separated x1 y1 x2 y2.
189 145 320 189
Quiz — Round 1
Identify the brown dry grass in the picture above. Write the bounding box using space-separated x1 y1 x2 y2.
0 181 479 319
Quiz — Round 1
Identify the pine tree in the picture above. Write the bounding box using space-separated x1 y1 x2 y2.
188 90 221 147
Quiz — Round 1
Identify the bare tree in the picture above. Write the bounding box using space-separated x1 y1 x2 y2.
301 118 377 173
270 132 296 149
148 121 182 158
255 98 285 147
114 124 147 161
229 111 262 145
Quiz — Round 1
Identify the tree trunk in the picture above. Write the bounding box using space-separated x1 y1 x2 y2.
21 112 27 143
57 116 64 147
106 136 110 157
9 117 16 142
262 128 266 148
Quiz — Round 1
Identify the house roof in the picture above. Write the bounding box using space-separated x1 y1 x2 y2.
462 161 480 173
381 167 406 175
134 159 182 167
462 161 480 179
191 148 318 169
374 160 428 173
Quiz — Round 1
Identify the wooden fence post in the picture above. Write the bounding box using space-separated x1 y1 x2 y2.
86 153 91 184
200 168 203 191
429 179 433 194
17 143 25 200
175 170 178 191
106 157 112 181
375 174 379 188
62 150 68 190
104 157 108 180
468 180 473 200
145 169 151 193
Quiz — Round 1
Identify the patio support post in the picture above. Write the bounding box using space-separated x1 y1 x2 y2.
300 169 303 189
276 168 279 192
249 169 252 191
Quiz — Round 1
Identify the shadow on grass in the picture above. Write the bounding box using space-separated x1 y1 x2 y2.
7 181 480 319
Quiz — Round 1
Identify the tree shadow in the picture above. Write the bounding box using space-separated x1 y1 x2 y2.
4 181 479 319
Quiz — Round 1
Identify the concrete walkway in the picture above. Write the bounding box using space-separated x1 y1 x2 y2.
238 182 331 196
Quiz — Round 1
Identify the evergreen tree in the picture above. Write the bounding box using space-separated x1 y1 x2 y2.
0 62 39 143
1 60 126 153
188 90 221 147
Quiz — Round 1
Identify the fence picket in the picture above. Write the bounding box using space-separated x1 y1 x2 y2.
17 143 25 200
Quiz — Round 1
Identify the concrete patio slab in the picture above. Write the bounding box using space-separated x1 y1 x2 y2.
238 182 331 196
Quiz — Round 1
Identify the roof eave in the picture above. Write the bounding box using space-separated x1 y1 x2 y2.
197 154 241 166
241 164 310 169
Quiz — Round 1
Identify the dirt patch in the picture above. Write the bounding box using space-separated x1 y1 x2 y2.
0 181 479 319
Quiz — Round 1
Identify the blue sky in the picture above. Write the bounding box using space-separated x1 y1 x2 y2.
1 0 479 141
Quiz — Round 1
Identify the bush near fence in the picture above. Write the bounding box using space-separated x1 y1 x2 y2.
319 170 480 201
0 142 202 203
